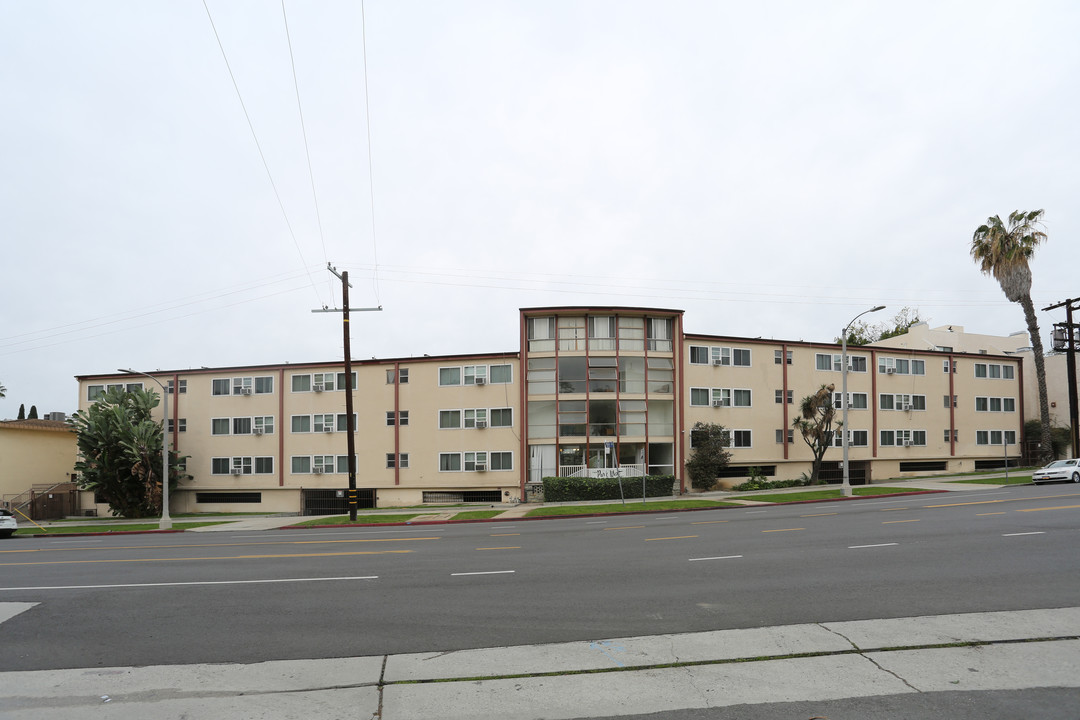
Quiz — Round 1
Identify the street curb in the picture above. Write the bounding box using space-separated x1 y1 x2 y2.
279 489 949 530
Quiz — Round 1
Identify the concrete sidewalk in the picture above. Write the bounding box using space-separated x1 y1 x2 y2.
2 607 1077 719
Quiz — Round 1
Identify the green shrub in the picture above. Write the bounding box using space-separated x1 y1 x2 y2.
542 475 675 502
729 474 813 492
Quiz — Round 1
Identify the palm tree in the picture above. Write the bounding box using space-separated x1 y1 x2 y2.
971 209 1052 463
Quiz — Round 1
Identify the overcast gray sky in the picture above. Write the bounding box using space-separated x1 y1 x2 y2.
2 0 1078 417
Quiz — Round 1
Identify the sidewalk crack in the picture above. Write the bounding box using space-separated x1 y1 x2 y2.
817 623 921 693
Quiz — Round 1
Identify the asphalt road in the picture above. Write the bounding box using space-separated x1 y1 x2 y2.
1 484 1078 672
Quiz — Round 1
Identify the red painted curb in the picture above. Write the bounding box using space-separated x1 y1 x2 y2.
279 490 949 530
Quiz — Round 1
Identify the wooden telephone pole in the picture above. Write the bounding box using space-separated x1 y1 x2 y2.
1044 298 1079 458
313 264 382 520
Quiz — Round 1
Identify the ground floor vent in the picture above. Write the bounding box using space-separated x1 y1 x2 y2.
302 488 375 515
973 459 1021 470
423 490 502 504
196 492 262 504
716 465 777 479
899 461 948 473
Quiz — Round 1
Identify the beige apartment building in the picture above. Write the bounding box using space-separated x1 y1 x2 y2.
75 306 1025 514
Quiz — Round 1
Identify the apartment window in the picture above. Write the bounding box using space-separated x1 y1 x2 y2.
647 358 674 394
989 364 1001 379
211 458 231 474
731 430 752 448
558 316 587 352
387 453 410 469
386 453 396 469
1002 365 1014 380
711 347 730 366
834 430 869 447
254 457 274 474
976 430 1014 445
588 316 616 351
1003 398 1015 412
712 388 731 407
491 451 512 470
212 379 231 396
558 400 587 437
464 408 487 429
944 395 958 408
232 377 253 395
254 376 274 394
732 348 751 367
911 360 925 375
232 417 252 435
439 452 462 472
732 389 752 407
167 379 188 395
490 364 512 384
774 349 792 365
646 317 673 352
384 411 407 427
167 418 187 433
439 410 461 429
975 363 987 378
816 354 835 371
312 455 334 474
211 418 230 435
386 369 396 384
691 388 710 407
439 367 462 386
291 456 311 474
387 411 396 426
464 365 488 385
291 374 312 392
399 368 409 384
527 316 556 352
291 415 311 433
253 416 273 434
834 392 867 409
528 357 556 395
335 413 356 432
618 316 645 351
313 414 335 433
881 430 895 446
989 397 1002 412
231 457 253 475
490 408 513 427
775 429 794 443
87 385 105 401
465 451 488 471
690 346 710 365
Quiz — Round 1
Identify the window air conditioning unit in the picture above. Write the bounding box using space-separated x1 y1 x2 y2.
712 358 723 366
475 464 487 472
476 420 487 429
884 368 895 375
902 404 913 411
241 387 253 395
903 440 914 447
253 428 263 436
712 399 724 407
313 383 324 392
230 468 243 475
313 468 323 475
475 377 486 385
323 427 334 433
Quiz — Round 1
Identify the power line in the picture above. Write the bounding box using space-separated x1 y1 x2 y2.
281 0 335 306
201 0 323 307
360 0 382 305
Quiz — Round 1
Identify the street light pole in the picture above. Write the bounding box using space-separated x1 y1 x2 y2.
119 369 172 530
842 306 885 497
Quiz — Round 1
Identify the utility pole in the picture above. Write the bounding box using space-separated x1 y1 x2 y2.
1045 298 1080 457
313 264 382 521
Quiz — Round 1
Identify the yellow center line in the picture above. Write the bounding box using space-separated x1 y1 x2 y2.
977 512 1007 516
690 520 728 525
0 537 442 556
645 535 699 541
883 519 921 524
762 528 804 533
0 550 414 567
476 546 521 550
801 513 837 517
1016 504 1080 513
604 526 645 531
925 492 1080 509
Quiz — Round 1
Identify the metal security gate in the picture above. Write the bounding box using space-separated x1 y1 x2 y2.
301 488 375 515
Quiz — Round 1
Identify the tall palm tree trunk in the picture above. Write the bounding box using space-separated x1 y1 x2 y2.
1020 294 1053 463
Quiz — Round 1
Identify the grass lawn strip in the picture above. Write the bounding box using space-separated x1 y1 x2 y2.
291 513 423 527
736 487 927 503
525 499 739 517
448 510 505 520
950 474 1033 485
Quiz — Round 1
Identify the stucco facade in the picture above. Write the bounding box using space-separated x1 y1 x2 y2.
0 420 78 506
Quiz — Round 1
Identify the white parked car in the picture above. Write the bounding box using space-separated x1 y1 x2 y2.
1032 458 1080 485
0 508 16 538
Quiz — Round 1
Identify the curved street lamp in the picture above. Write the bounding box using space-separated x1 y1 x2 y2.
841 306 885 497
118 369 172 529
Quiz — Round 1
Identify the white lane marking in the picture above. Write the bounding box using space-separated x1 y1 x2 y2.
688 555 743 562
586 521 608 524
44 540 103 544
451 570 516 577
0 576 378 592
1003 531 1046 537
653 516 679 520
243 528 446 539
489 525 517 529
848 543 899 549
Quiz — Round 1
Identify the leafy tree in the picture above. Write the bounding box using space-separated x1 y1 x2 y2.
971 209 1052 463
1025 419 1072 460
0 381 5 399
17 404 25 420
28 405 38 420
685 421 732 490
839 307 922 346
793 384 838 484
68 387 186 518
